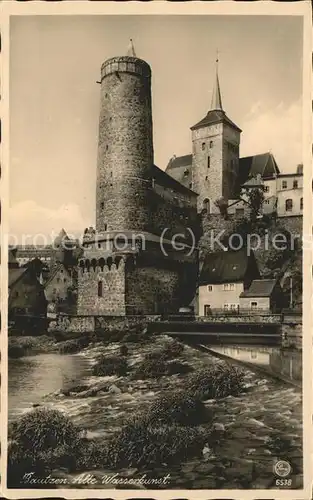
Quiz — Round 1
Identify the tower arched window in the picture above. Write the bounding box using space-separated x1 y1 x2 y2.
98 281 103 298
203 198 210 213
285 199 293 212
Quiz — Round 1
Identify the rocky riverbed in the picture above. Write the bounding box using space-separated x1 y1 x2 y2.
28 335 303 490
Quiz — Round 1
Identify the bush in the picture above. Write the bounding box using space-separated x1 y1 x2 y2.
92 355 128 377
145 340 185 362
105 419 206 468
58 336 89 354
10 407 81 452
146 392 210 426
162 339 184 359
132 355 191 380
186 363 245 400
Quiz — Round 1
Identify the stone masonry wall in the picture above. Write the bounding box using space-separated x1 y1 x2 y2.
96 57 153 233
77 260 126 316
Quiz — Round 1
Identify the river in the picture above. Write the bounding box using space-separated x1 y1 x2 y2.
8 353 93 422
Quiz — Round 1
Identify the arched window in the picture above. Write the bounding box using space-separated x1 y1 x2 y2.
98 281 103 298
300 197 303 210
203 198 210 213
285 199 293 212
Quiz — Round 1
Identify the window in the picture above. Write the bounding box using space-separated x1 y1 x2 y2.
98 281 103 298
293 180 298 189
300 197 303 210
189 183 193 189
207 285 213 292
223 283 235 291
230 304 238 310
209 140 213 148
100 202 104 210
224 304 229 310
184 169 189 177
104 223 107 231
235 208 244 217
204 305 212 316
207 156 210 169
56 277 60 283
264 186 269 193
203 199 210 213
202 142 206 150
285 199 293 212
251 301 258 310
250 351 258 359
282 180 287 189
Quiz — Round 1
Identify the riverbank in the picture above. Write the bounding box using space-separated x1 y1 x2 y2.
8 333 303 490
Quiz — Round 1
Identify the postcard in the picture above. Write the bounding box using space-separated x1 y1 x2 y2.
1 1 312 498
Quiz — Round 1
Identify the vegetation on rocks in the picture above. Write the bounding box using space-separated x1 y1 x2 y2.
92 354 128 377
58 337 90 354
186 363 245 400
105 419 207 469
131 357 191 380
8 335 56 358
145 392 210 426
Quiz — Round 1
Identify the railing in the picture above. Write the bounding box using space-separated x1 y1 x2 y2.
200 308 279 317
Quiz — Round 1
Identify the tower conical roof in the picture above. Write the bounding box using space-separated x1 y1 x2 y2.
126 39 136 57
54 228 70 246
211 54 223 111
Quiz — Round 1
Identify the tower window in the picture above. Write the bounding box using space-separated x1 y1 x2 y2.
100 202 104 210
209 141 213 148
207 156 210 169
98 281 103 298
202 142 206 150
285 199 293 212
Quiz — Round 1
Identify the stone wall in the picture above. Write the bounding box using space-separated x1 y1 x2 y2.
96 57 153 233
278 215 302 238
95 315 160 333
49 315 95 333
77 260 126 316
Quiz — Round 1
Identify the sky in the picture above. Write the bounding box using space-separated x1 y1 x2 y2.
9 14 303 241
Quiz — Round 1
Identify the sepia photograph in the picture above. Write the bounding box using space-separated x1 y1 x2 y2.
1 2 312 498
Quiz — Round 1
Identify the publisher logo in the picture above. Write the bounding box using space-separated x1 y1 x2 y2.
274 460 292 477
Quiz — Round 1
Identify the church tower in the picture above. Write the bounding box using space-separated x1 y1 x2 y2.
191 56 241 213
96 40 153 232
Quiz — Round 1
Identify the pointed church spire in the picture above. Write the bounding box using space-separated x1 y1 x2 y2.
211 50 223 111
126 38 136 58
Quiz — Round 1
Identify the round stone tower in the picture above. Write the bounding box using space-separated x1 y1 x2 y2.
96 46 154 233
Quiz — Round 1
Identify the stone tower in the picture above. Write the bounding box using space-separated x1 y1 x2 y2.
191 56 241 213
96 39 154 232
